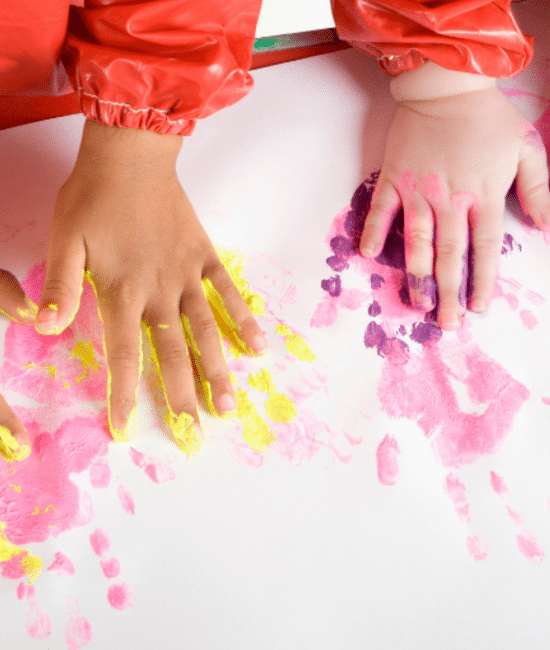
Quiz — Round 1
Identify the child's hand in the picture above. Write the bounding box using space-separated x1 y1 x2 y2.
360 63 550 330
36 120 267 439
0 270 35 460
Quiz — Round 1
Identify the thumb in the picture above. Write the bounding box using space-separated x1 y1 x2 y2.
516 136 550 231
36 238 86 335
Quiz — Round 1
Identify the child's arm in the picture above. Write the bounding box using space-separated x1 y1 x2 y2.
31 0 264 438
0 270 35 460
360 62 550 329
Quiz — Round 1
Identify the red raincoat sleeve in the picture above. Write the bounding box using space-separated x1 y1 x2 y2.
330 0 534 77
61 0 262 135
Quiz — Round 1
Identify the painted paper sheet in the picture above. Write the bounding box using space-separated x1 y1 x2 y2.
2 3 550 648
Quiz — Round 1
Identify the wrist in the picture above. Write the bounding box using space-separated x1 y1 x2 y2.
75 119 182 172
390 61 497 102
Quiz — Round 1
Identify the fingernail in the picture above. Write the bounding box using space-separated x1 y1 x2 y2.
470 297 487 312
218 393 237 415
35 304 59 334
361 245 375 257
252 334 268 354
109 404 138 442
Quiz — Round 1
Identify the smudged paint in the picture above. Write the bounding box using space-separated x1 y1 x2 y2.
89 457 111 489
406 274 436 310
89 528 110 557
107 582 134 611
275 324 316 362
248 368 297 423
65 615 92 650
47 552 75 577
116 484 135 515
100 557 121 579
516 532 545 563
444 473 470 523
25 590 51 640
128 448 176 484
234 388 276 453
0 411 108 545
376 435 400 485
466 535 489 561
490 471 508 496
519 309 538 330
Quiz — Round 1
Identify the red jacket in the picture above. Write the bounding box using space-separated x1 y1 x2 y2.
0 0 533 137
0 0 261 135
330 0 533 77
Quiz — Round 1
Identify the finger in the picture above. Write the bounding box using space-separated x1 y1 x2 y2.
144 317 203 456
144 314 198 418
0 270 37 323
516 138 550 231
434 202 469 330
181 290 236 418
360 180 401 257
204 261 267 356
467 199 504 313
99 286 144 441
403 194 436 312
0 394 31 462
36 238 86 334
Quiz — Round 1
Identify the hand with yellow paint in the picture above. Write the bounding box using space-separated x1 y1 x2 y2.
0 270 35 461
35 119 268 443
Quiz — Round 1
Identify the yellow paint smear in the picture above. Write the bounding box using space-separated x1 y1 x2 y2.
9 484 21 493
275 323 316 362
166 410 202 458
20 362 35 369
0 426 30 463
202 247 265 359
157 323 169 329
71 340 99 382
248 369 297 423
109 403 138 443
43 365 57 379
144 324 203 454
0 522 41 583
46 303 58 311
235 389 276 453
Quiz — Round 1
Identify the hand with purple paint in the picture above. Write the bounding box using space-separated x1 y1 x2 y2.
0 270 35 460
360 61 550 330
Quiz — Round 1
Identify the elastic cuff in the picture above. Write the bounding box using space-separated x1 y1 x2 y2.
78 86 196 136
378 50 427 76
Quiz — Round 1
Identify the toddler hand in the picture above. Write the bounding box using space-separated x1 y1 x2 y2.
0 270 35 460
361 66 550 330
36 120 267 442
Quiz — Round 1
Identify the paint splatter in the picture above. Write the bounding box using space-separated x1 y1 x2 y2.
128 448 176 484
466 535 489 561
107 582 134 611
47 552 75 577
100 557 121 579
65 616 92 650
516 532 545 564
116 484 135 515
376 435 400 485
445 473 470 523
519 309 538 330
89 528 110 557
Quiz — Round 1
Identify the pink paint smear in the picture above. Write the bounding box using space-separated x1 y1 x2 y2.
129 448 175 483
376 435 400 486
47 552 75 577
89 528 110 557
107 582 135 611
